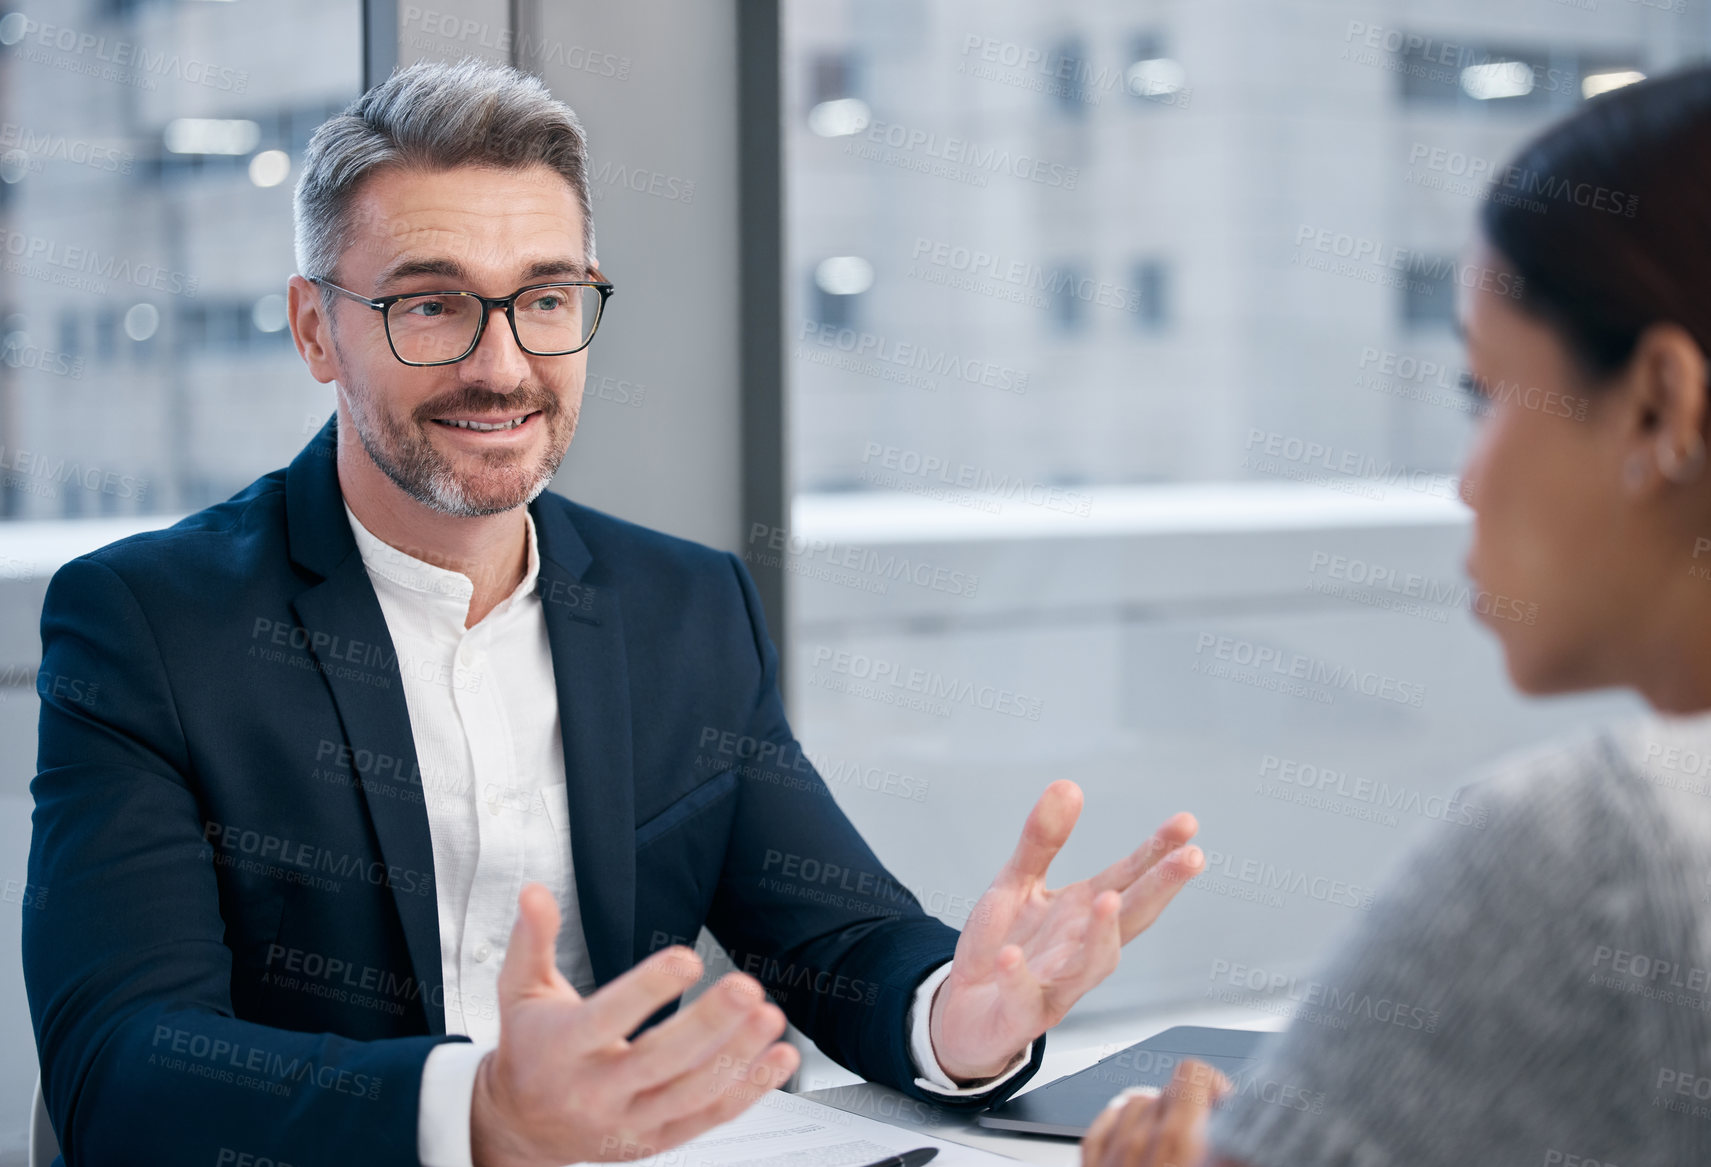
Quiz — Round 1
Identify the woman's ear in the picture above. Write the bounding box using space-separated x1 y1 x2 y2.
1616 323 1708 494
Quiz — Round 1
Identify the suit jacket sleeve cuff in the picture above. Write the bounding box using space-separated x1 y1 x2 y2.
905 961 1034 1097
418 1038 496 1167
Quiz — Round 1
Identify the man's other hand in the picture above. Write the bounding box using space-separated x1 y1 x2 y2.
470 883 801 1167
929 781 1203 1081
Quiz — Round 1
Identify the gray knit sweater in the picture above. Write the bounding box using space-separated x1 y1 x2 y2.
1209 710 1711 1166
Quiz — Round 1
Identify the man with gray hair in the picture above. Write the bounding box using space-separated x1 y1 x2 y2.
24 58 1205 1167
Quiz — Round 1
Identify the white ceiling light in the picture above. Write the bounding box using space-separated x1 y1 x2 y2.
1582 70 1645 99
1127 58 1186 97
252 294 288 333
248 149 291 187
1460 61 1534 101
164 118 261 155
808 98 872 138
124 303 160 342
815 256 874 296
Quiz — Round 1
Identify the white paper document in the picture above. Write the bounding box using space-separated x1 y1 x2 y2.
625 1089 1023 1167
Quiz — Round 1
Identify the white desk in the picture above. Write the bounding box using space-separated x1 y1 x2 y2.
799 1007 1286 1167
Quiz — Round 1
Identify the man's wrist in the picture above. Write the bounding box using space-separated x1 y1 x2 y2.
470 1051 540 1167
928 977 1017 1084
939 1043 1026 1085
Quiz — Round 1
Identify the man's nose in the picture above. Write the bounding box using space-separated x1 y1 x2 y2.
458 304 533 385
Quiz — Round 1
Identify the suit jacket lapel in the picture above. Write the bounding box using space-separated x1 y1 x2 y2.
530 496 637 988
285 415 447 1034
290 565 448 1033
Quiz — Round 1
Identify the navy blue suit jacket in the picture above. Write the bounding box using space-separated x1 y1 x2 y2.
24 415 1042 1166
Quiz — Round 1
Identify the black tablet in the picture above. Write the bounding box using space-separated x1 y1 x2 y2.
975 1025 1275 1138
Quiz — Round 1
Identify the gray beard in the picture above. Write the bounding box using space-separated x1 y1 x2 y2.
339 372 577 517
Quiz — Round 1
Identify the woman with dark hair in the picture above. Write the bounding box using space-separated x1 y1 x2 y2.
1083 64 1711 1166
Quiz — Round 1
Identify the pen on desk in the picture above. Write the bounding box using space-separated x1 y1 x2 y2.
854 1147 938 1167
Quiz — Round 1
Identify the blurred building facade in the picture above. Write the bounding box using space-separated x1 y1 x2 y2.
0 0 359 521
785 0 1691 493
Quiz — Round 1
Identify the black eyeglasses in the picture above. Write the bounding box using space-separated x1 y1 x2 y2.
308 274 614 366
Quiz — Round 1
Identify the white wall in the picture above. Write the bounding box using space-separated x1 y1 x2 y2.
524 0 746 552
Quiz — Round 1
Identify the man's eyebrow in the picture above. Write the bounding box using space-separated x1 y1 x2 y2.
374 256 591 291
522 257 591 282
375 256 469 289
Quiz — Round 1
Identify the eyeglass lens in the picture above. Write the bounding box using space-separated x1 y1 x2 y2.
385 285 603 363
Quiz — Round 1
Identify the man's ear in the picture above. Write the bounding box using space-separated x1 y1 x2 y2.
288 274 340 385
1613 322 1708 495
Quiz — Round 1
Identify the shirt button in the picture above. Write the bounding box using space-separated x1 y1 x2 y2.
474 942 492 963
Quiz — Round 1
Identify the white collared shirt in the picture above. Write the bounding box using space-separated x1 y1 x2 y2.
340 501 1027 1167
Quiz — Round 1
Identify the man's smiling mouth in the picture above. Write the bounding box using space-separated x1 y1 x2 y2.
430 411 541 432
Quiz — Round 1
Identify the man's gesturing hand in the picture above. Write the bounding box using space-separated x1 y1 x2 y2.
929 781 1204 1082
470 883 802 1167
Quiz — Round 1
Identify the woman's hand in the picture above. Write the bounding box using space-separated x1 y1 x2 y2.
1081 1059 1231 1167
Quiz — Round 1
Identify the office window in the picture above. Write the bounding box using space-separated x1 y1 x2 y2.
56 310 79 360
783 0 1673 1019
1131 259 1169 331
1047 36 1090 115
93 308 117 365
0 0 363 521
1401 255 1457 332
1049 261 1088 334
810 50 860 107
